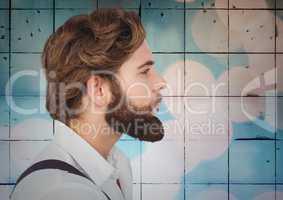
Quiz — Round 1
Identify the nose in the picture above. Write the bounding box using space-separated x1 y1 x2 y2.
153 72 167 93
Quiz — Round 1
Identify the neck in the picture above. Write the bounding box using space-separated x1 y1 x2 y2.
68 117 122 160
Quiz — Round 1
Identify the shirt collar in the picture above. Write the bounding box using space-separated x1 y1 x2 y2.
53 120 116 186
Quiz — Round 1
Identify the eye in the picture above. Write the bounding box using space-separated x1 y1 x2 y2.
140 68 150 75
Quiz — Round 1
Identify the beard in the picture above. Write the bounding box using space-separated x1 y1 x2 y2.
105 79 164 142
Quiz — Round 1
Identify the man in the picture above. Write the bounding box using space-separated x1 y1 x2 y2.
10 8 167 200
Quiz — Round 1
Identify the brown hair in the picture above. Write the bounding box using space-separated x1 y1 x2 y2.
41 8 146 125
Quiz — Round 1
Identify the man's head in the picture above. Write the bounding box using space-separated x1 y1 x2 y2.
42 8 167 142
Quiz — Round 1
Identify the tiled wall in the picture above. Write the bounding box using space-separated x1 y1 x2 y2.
0 0 282 199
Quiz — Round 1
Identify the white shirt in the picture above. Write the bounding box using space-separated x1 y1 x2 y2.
10 120 133 200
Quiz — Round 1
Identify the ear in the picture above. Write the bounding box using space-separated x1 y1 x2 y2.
85 75 111 107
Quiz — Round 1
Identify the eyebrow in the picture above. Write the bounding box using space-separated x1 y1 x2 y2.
137 60 155 70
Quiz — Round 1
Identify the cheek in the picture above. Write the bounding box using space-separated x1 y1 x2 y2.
125 81 153 106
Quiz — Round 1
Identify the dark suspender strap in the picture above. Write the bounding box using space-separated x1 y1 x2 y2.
14 159 111 200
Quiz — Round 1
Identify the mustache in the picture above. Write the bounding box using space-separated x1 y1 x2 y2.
156 95 162 105
151 95 162 110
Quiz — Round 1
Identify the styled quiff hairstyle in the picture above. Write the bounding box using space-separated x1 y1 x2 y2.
41 8 146 125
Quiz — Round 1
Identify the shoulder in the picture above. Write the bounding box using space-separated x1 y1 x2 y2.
37 181 107 200
32 140 71 163
12 179 106 200
11 141 105 200
11 169 107 200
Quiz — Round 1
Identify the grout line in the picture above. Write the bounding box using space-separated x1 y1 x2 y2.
0 183 15 185
3 8 283 10
0 95 282 98
183 0 186 199
138 0 141 18
140 4 143 200
130 182 283 185
0 139 53 142
140 141 142 200
0 8 99 10
162 95 279 97
52 0 55 138
52 0 55 32
2 51 283 54
161 52 283 54
154 52 283 54
2 182 283 185
8 0 11 185
275 1 277 199
228 0 230 199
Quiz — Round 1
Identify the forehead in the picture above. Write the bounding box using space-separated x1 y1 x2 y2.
124 40 153 67
133 40 152 60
